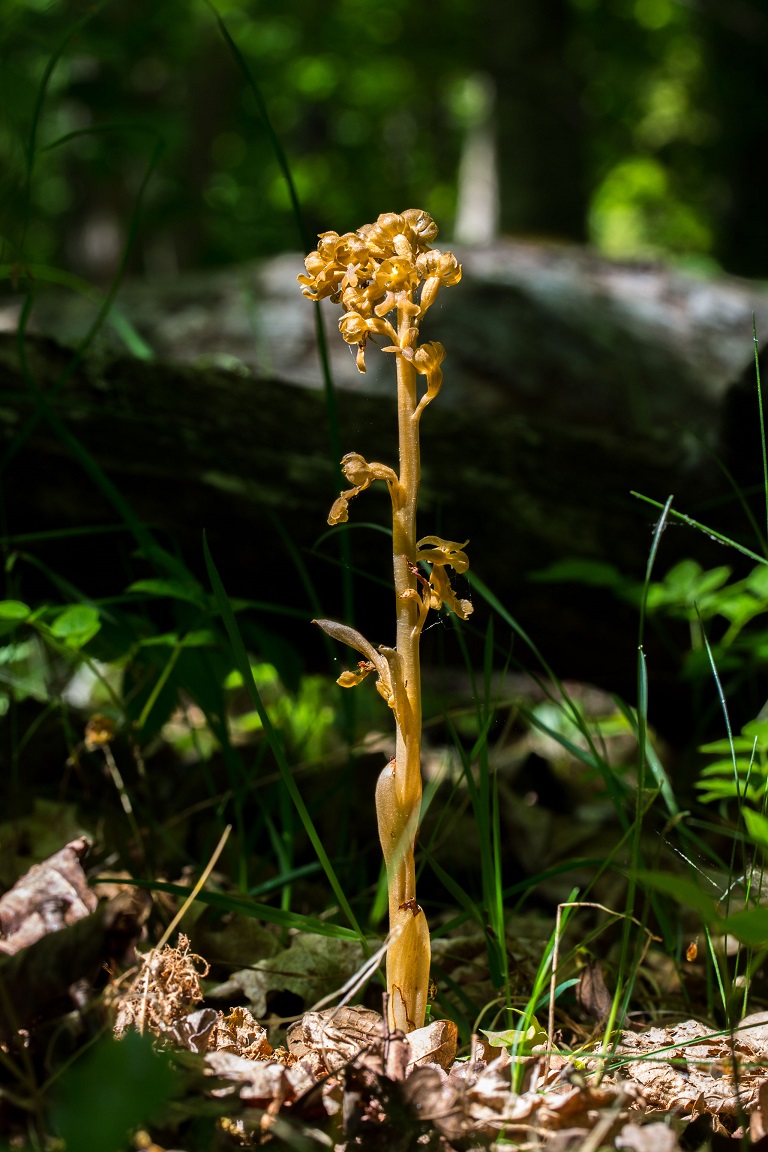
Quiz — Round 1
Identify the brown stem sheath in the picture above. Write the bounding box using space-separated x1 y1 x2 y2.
382 304 429 1033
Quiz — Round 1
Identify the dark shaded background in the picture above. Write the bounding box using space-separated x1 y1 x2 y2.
2 0 768 752
2 0 768 279
2 2 768 1005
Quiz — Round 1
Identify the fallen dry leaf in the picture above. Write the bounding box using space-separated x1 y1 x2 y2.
752 1081 768 1142
204 1049 315 1107
593 1019 768 1116
615 1120 681 1151
576 958 614 1023
167 1006 220 1054
0 836 96 955
0 888 146 1039
406 1018 458 1071
209 932 365 1019
214 1004 273 1059
738 1011 768 1055
286 1005 384 1076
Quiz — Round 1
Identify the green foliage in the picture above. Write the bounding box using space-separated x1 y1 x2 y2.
51 1032 177 1152
590 156 713 261
645 559 768 647
0 0 761 273
697 718 768 806
0 0 467 268
481 1014 548 1056
4 3 768 1139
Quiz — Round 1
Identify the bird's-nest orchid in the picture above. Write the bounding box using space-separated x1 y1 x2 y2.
300 209 469 1033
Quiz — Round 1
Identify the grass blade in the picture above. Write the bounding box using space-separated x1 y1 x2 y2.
204 1 353 624
631 492 768 567
202 531 365 943
93 877 360 940
753 316 768 550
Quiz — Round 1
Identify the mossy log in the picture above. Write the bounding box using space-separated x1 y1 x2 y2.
2 240 768 730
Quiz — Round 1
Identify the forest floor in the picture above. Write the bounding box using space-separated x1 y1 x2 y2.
4 838 768 1152
3 676 768 1152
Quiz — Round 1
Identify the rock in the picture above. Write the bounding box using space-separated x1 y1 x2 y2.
3 240 768 732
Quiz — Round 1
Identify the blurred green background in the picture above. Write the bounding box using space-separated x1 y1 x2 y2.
2 0 767 280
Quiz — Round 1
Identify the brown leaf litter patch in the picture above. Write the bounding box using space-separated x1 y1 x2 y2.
113 934 211 1038
5 841 768 1148
108 940 712 1149
0 836 96 955
589 1018 768 1119
0 836 147 1040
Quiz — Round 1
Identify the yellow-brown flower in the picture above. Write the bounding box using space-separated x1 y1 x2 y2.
298 210 461 381
298 230 374 301
416 250 462 313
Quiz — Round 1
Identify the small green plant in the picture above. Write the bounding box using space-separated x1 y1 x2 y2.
698 716 768 807
645 558 768 650
299 209 469 1032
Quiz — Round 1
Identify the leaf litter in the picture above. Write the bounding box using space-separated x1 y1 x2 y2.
4 840 768 1148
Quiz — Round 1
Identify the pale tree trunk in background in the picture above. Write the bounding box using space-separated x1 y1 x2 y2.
475 0 588 242
454 74 500 249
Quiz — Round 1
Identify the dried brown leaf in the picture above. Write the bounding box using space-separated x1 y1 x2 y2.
406 1018 458 1071
616 1120 681 1151
0 890 145 1038
576 958 614 1023
168 1006 220 1054
738 1011 768 1055
593 1019 767 1115
210 932 365 1019
286 1005 383 1076
752 1082 768 1143
214 1005 273 1059
0 837 96 955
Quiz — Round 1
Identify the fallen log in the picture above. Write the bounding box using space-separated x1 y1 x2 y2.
2 240 767 729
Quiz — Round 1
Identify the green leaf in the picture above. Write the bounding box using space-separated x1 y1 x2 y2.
0 601 30 619
696 569 736 597
482 1015 548 1053
721 906 768 948
697 782 764 805
746 566 768 597
0 600 31 638
128 578 206 607
699 738 755 755
742 719 768 747
665 559 704 591
646 562 734 618
743 809 768 851
633 870 720 918
48 604 101 647
52 1032 176 1152
717 592 764 627
139 629 216 648
698 758 754 778
528 559 623 587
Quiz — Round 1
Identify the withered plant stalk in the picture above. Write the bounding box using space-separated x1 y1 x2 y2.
299 210 470 1033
